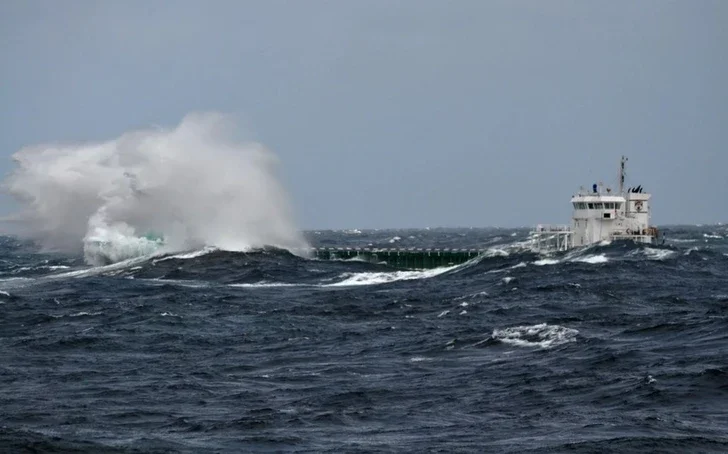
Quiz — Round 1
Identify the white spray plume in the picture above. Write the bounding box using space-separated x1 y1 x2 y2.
2 112 308 264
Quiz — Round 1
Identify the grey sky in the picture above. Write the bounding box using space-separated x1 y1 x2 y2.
1 0 726 229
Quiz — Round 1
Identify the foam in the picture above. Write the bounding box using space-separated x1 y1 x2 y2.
409 356 433 362
153 247 219 263
534 258 560 266
492 323 578 349
640 248 676 261
141 278 211 288
229 282 303 288
49 254 156 279
325 265 453 287
573 254 608 264
483 248 509 257
70 311 103 317
16 265 71 272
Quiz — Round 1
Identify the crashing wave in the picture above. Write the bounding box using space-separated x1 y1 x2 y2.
3 112 308 265
84 231 165 266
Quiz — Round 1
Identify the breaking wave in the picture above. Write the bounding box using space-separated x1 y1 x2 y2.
324 266 455 287
2 112 307 265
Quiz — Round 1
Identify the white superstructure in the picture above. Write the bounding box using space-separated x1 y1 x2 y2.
533 156 659 251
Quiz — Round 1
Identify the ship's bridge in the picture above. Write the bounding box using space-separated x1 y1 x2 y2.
569 190 653 247
571 195 627 216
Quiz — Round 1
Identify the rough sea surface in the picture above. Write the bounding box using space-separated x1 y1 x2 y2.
1 226 727 453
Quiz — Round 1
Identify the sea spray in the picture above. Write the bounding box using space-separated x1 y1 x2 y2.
2 112 308 264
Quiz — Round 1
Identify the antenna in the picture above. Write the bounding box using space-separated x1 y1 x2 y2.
619 156 628 194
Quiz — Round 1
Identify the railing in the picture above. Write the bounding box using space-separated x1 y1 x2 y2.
531 225 573 252
534 224 572 233
610 233 656 242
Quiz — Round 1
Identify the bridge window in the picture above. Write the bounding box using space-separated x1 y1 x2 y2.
615 202 622 209
594 203 603 209
588 203 594 209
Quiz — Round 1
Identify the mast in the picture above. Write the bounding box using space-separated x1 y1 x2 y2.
619 156 627 194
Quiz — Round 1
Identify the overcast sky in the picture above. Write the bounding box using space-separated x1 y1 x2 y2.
1 0 726 229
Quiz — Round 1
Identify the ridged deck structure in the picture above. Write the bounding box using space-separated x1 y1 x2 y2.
308 247 485 269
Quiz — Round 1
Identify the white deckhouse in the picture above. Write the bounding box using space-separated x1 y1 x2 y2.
533 156 659 251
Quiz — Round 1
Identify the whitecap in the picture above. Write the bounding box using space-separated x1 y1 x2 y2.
142 278 210 288
154 247 219 262
70 311 102 317
0 277 36 290
492 323 578 349
409 356 432 362
483 248 509 257
453 291 488 301
325 265 455 287
51 254 159 279
640 248 676 261
534 258 560 266
343 255 370 263
230 282 303 288
18 265 71 272
573 254 608 264
51 311 103 318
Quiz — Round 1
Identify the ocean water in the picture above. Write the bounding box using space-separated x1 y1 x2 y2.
1 225 727 453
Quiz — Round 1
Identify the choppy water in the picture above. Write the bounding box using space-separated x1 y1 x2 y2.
1 226 727 453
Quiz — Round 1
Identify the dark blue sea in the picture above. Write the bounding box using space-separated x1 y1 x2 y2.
1 226 727 453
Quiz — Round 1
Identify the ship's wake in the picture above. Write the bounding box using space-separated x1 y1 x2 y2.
2 112 308 265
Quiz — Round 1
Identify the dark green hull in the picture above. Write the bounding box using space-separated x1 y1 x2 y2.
309 248 485 270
